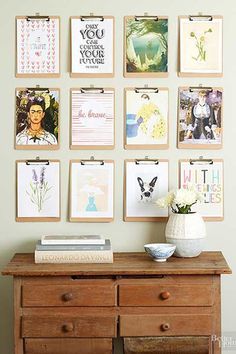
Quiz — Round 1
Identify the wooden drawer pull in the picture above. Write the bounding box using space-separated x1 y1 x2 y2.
161 323 170 331
160 291 170 300
62 323 74 333
62 292 73 302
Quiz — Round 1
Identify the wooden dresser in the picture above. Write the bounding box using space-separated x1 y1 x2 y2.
2 252 231 354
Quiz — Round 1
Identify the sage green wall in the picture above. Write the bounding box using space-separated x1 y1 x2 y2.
0 0 235 353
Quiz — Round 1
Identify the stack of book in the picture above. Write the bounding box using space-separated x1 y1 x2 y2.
34 235 113 264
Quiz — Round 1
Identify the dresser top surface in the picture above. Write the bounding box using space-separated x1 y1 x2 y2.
1 252 231 276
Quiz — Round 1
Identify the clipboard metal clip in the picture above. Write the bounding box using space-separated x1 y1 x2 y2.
81 15 104 21
189 15 213 21
189 85 213 93
135 156 159 165
80 156 104 166
26 156 50 165
135 15 158 21
81 87 104 94
190 156 213 165
135 87 159 93
26 13 50 21
27 85 49 93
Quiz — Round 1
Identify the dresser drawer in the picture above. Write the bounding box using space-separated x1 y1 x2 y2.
119 284 213 306
120 314 212 336
22 283 116 307
24 338 112 354
22 315 117 338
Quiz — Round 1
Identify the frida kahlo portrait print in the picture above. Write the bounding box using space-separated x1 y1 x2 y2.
124 16 168 77
15 89 59 149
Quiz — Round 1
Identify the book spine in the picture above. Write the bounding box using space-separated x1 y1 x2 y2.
36 245 110 251
35 250 113 264
41 240 105 245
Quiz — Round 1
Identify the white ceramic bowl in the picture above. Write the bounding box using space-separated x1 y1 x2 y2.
144 243 176 262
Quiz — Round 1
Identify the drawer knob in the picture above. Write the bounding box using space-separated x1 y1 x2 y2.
62 292 73 302
161 323 170 331
62 323 74 333
160 291 170 300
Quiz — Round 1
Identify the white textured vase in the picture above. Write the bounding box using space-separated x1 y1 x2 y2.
165 213 206 257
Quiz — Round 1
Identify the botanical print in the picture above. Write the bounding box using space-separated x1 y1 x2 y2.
178 88 222 147
16 17 60 75
70 162 114 219
126 90 168 147
71 18 114 75
125 18 168 74
180 18 222 74
17 161 60 218
180 161 223 218
125 161 168 219
15 89 59 148
71 90 114 147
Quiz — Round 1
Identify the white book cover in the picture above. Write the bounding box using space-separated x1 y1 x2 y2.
41 235 105 245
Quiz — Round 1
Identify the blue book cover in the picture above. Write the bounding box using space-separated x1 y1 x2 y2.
36 239 111 251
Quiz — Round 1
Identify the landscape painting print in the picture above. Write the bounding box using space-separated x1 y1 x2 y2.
179 17 223 75
70 161 114 222
16 161 60 221
71 89 114 149
125 88 168 149
179 160 224 220
71 17 114 77
16 16 60 77
125 160 168 221
178 88 222 148
124 16 168 77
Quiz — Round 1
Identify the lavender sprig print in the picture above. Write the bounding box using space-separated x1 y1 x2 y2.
190 28 212 62
26 167 52 212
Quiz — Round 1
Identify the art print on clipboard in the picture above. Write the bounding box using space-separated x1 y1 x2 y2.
124 16 168 77
125 88 168 149
71 16 114 77
16 160 60 221
16 16 60 77
179 16 223 76
178 88 222 149
71 89 114 149
179 159 224 220
70 160 114 222
15 88 59 149
124 160 169 221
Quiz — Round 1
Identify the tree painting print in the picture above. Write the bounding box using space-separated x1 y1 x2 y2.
70 162 114 221
179 17 223 75
15 89 59 149
125 89 168 148
125 17 168 76
27 167 52 212
16 161 60 220
178 88 222 148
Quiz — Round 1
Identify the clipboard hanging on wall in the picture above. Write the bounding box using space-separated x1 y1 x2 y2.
16 158 61 222
70 158 114 222
178 85 223 149
179 158 224 221
124 158 169 221
178 15 223 77
16 15 60 77
124 87 169 150
70 15 115 77
70 87 115 149
124 15 168 78
15 86 60 150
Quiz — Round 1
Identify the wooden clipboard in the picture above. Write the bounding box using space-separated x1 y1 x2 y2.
124 159 169 222
70 16 115 78
177 86 223 150
124 87 169 150
178 15 223 77
16 159 61 222
15 16 60 78
15 87 60 150
70 87 115 150
179 158 224 221
124 16 168 78
69 159 114 222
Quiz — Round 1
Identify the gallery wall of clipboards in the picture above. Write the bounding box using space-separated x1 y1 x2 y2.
14 13 224 222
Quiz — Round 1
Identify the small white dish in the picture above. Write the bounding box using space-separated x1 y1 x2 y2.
144 243 176 262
